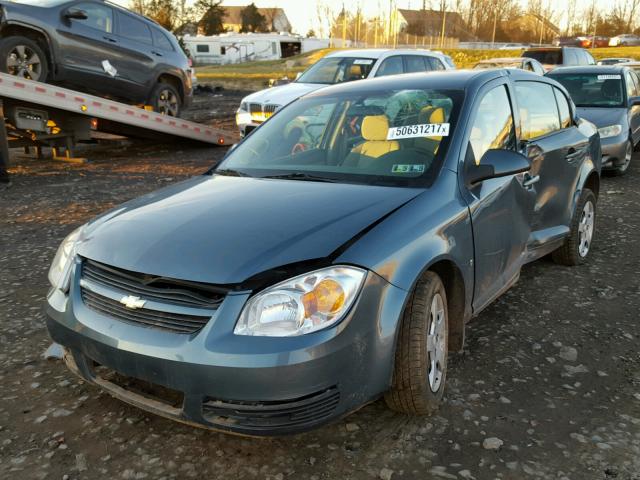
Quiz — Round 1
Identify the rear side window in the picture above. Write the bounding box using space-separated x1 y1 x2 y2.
515 81 561 140
584 51 596 65
467 85 516 166
404 56 427 73
117 12 152 44
426 56 445 71
376 56 403 77
553 88 572 129
74 2 113 33
152 28 174 51
196 44 209 53
564 49 578 65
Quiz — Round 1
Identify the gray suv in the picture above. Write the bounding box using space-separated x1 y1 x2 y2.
0 0 192 115
522 47 596 72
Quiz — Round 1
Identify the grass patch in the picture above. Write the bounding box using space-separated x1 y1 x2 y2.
195 46 640 81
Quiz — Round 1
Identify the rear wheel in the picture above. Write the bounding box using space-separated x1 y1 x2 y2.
385 271 448 415
0 36 48 82
552 188 596 266
149 82 181 117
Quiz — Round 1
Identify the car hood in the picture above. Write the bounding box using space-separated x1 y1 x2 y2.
242 82 326 107
78 175 422 285
575 107 627 128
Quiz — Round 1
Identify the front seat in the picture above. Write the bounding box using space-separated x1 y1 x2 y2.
345 115 399 166
414 106 446 155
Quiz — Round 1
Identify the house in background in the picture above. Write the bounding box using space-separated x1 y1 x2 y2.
222 6 292 33
395 8 475 41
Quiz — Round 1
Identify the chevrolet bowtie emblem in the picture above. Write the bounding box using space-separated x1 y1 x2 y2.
120 295 146 310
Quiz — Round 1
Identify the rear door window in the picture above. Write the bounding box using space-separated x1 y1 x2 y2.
625 71 638 98
376 56 404 77
426 56 445 70
117 12 153 45
515 81 561 140
403 56 427 73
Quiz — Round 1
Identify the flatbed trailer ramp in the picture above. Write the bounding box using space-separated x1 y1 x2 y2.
0 72 238 172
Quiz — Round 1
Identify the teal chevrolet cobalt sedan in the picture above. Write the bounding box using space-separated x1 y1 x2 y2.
46 69 601 436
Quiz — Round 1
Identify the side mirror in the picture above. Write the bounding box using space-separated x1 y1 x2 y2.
629 96 640 107
467 149 531 185
64 8 88 20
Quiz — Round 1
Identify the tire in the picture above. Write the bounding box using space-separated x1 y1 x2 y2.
608 138 632 176
0 35 49 82
149 82 182 117
385 271 448 415
552 188 597 266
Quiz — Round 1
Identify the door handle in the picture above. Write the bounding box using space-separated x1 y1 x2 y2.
103 36 117 43
152 51 163 57
523 174 540 187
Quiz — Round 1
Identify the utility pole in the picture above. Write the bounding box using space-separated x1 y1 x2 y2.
439 0 447 48
342 3 347 48
491 9 498 46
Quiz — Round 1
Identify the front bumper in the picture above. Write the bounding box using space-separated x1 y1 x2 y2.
46 263 408 436
601 135 628 169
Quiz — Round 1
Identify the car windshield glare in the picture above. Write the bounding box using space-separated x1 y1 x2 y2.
296 57 377 84
549 73 625 107
216 88 462 187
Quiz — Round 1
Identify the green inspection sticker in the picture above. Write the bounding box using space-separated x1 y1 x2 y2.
392 164 425 173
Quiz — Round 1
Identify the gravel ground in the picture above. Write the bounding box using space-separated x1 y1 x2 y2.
1 93 639 479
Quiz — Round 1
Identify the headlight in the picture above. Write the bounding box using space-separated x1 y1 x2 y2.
48 226 83 291
236 102 251 125
598 124 623 139
234 266 366 337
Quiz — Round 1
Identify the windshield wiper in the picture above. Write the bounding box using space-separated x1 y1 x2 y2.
263 172 338 183
215 168 251 177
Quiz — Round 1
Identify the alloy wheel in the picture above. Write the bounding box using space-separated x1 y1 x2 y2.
427 292 446 393
6 45 43 81
578 200 595 258
156 88 179 116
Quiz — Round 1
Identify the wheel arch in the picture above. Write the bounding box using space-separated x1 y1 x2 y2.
155 72 184 103
0 23 54 72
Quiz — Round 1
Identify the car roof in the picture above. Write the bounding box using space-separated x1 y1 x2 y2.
325 49 447 60
547 65 631 74
305 68 544 99
477 57 524 63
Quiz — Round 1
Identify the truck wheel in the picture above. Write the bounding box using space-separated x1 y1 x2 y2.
0 36 49 82
385 271 448 415
552 188 596 266
150 82 181 117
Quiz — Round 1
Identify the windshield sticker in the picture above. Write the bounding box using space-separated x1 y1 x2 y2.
392 164 425 174
387 123 450 140
597 74 622 81
354 59 374 65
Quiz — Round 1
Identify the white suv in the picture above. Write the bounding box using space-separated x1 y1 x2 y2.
236 49 456 136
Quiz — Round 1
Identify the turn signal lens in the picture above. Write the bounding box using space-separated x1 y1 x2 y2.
302 279 345 318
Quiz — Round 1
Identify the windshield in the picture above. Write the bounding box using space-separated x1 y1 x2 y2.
296 57 376 85
474 61 521 69
549 73 625 107
524 50 562 64
215 88 462 187
8 0 68 5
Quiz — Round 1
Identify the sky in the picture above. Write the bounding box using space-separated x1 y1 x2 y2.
115 0 618 36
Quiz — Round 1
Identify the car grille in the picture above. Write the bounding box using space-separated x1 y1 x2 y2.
248 103 280 122
202 387 340 433
80 259 224 334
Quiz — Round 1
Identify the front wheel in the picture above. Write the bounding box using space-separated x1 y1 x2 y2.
609 139 632 176
149 82 182 117
385 271 448 415
0 36 49 82
552 188 597 266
